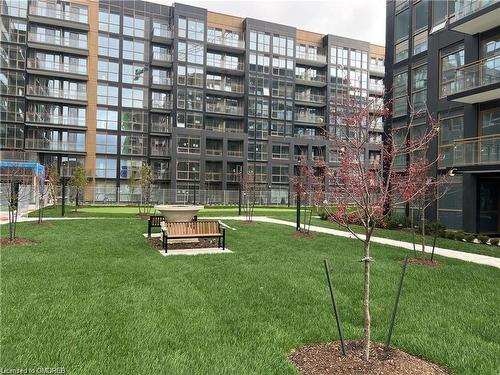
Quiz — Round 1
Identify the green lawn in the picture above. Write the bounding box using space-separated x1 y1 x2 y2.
1 218 499 374
31 205 500 258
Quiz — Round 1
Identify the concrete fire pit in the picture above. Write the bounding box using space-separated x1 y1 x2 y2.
154 205 204 222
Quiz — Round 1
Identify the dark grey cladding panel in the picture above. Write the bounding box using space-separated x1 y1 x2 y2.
325 34 370 50
243 18 296 37
145 2 173 17
173 2 207 18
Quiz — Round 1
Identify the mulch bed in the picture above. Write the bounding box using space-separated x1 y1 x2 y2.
407 257 442 268
291 231 315 239
290 340 449 375
1 238 36 247
240 220 257 225
149 237 220 250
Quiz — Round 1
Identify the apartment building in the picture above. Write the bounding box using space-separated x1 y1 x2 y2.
385 0 500 233
1 0 385 204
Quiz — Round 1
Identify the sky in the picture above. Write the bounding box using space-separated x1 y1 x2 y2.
152 0 386 46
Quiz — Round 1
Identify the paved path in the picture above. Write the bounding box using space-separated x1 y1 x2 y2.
211 216 500 270
4 214 499 269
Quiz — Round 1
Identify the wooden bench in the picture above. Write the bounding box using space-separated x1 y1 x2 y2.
160 220 225 253
148 215 165 238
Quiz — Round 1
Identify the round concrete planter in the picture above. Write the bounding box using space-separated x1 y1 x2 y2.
154 205 204 222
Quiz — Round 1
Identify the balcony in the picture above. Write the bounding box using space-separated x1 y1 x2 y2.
152 28 173 40
295 93 326 106
27 85 87 103
27 58 87 77
207 35 245 53
25 139 85 153
440 135 500 167
227 149 243 158
29 2 88 29
206 122 244 133
447 54 500 104
450 0 500 34
295 73 327 87
296 52 328 67
28 32 87 53
206 82 244 96
151 121 172 134
150 148 170 157
294 114 325 125
152 52 173 65
206 103 244 116
369 64 385 77
25 112 85 128
206 148 223 156
205 172 223 182
152 77 173 87
151 99 173 111
369 83 385 96
152 169 170 180
206 60 245 75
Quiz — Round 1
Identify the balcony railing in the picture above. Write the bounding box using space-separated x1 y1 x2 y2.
27 57 87 75
152 170 170 180
206 103 244 116
206 149 223 156
206 60 244 71
153 27 173 39
25 139 85 152
205 172 223 181
27 85 87 101
152 77 173 86
25 112 85 127
150 148 170 157
296 52 327 63
440 134 500 167
151 121 172 133
28 32 87 50
151 99 173 110
448 54 500 95
369 64 385 74
29 3 88 24
206 82 244 94
295 73 326 83
152 52 173 62
295 93 326 103
454 0 498 21
294 114 325 124
207 35 245 49
227 150 243 157
369 84 385 95
226 173 240 182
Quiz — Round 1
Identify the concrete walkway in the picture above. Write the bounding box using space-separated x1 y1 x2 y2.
211 216 500 270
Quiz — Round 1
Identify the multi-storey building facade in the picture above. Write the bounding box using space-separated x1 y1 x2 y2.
1 0 385 204
385 0 500 234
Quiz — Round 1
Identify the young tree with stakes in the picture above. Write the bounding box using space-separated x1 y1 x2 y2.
313 95 443 361
69 165 88 212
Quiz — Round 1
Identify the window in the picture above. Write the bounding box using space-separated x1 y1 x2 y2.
0 123 24 149
153 20 172 38
394 8 409 62
412 61 427 111
123 15 145 38
272 144 289 159
122 63 146 85
1 44 26 70
439 114 463 168
413 31 428 55
250 31 270 52
96 132 118 154
153 45 171 61
249 76 269 96
177 136 200 154
273 35 287 56
123 40 144 61
186 112 203 129
120 134 147 156
432 0 455 28
187 42 204 65
481 108 500 136
248 119 269 139
440 47 464 97
119 159 143 179
178 17 187 38
98 59 119 82
187 66 203 87
272 166 289 183
178 41 186 62
249 53 270 74
186 89 203 111
1 18 27 44
393 71 407 117
98 35 119 58
438 176 462 229
152 92 171 109
152 68 171 86
270 121 292 137
0 71 25 96
176 160 200 180
99 10 120 33
97 84 118 106
248 96 269 118
95 157 117 178
97 108 118 130
188 19 204 41
1 0 27 17
413 0 428 32
1 97 24 123
247 142 268 161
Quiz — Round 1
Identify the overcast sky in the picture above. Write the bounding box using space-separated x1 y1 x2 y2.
152 0 386 46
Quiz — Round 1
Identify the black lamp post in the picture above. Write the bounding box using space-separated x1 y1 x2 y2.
61 174 69 217
296 159 301 231
192 166 197 204
234 166 242 215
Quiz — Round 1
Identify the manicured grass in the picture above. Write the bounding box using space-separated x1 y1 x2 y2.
29 205 500 258
1 218 499 374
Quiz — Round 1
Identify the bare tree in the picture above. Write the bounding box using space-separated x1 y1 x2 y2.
47 163 59 208
139 163 153 215
69 165 88 212
36 169 48 224
1 167 32 241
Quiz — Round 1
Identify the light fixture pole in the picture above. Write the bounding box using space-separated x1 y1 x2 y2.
192 166 196 204
296 158 301 231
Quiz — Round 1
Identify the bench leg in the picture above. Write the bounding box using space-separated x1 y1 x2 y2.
148 221 152 238
222 229 226 250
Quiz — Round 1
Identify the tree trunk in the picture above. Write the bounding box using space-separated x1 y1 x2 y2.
363 237 371 361
421 212 425 254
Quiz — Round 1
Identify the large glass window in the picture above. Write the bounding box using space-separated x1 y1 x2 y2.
123 40 144 61
393 71 408 117
481 108 500 136
439 114 463 168
122 63 146 85
187 42 204 65
187 19 204 41
122 88 145 109
97 108 118 130
97 84 118 106
96 157 117 178
98 59 119 82
178 17 187 38
99 10 120 33
438 176 462 229
440 47 464 98
123 15 145 38
96 132 118 154
98 35 119 58
394 8 409 63
412 61 427 111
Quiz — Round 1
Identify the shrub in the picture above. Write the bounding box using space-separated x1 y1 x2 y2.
477 235 489 244
444 230 455 240
490 238 499 246
425 222 446 236
386 217 403 230
464 234 475 243
455 231 465 241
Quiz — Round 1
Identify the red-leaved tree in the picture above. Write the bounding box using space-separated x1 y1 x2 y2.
312 95 445 360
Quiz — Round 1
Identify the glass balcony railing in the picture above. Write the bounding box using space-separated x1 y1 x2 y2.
206 148 223 156
206 103 244 116
369 64 385 74
153 27 173 39
206 82 244 94
27 58 87 75
454 0 498 21
295 93 326 104
206 60 244 71
440 134 500 167
294 114 325 124
27 85 87 101
25 139 85 152
29 2 88 24
151 99 173 110
295 73 326 83
152 170 170 180
25 112 86 127
296 52 327 63
207 35 245 49
28 32 87 50
448 53 500 95
205 122 245 133
151 121 172 133
152 52 173 62
150 148 170 157
205 172 223 181
152 77 173 86
227 149 243 157
369 84 385 95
